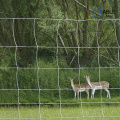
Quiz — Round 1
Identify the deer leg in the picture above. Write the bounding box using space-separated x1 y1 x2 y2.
92 89 95 99
91 89 94 99
104 89 111 99
86 90 89 99
88 90 89 99
91 90 93 99
77 91 79 100
79 92 82 99
104 89 108 98
74 92 76 100
107 93 108 98
109 91 111 99
106 91 108 98
104 88 108 98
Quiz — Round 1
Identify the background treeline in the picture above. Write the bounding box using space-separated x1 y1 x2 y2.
0 0 120 104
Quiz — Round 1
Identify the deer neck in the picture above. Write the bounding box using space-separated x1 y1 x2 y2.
87 79 92 88
71 80 74 88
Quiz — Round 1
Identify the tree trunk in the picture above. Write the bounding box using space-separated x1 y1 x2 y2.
83 0 88 47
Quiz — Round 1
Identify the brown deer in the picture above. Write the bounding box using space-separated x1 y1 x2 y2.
85 76 111 99
69 78 90 99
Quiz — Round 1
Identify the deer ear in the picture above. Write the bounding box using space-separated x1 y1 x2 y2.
84 76 86 78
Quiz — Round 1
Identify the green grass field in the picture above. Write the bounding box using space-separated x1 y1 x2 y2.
0 95 120 120
0 104 120 120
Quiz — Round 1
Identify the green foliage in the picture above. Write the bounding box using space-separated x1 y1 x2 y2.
0 55 119 103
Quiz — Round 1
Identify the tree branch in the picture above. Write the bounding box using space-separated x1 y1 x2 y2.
74 0 99 16
58 34 68 55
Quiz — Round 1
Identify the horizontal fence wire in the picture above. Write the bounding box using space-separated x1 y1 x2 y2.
0 46 119 48
0 102 120 105
0 18 120 21
0 67 119 69
0 116 120 119
0 88 119 90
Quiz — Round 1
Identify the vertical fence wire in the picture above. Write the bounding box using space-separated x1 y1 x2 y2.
76 21 84 119
113 21 120 96
13 19 20 119
34 19 41 119
56 20 62 119
96 20 105 118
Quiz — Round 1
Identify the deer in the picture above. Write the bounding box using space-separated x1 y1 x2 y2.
69 78 90 100
84 76 111 99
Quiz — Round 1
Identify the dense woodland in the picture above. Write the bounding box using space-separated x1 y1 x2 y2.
0 0 120 104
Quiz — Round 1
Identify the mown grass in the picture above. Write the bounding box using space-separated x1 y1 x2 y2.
0 103 120 120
